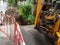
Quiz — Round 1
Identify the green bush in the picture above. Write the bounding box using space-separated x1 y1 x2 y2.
19 4 35 24
8 0 35 24
28 14 35 24
8 0 18 6
20 4 32 15
8 0 14 6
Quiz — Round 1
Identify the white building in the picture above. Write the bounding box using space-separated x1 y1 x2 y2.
0 0 8 14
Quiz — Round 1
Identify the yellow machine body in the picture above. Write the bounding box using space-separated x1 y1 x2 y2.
34 0 60 45
34 0 44 27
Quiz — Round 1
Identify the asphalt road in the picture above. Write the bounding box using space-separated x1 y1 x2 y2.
20 25 53 45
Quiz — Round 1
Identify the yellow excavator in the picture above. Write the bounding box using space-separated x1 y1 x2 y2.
34 0 60 45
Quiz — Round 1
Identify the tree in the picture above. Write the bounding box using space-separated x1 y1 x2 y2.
20 0 26 2
14 0 18 6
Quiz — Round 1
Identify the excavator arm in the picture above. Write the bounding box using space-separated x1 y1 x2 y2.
34 0 44 28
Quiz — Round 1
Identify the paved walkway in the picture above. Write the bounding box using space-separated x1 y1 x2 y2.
0 25 53 45
0 24 14 45
21 25 53 45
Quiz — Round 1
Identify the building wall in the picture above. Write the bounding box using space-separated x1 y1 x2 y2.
0 0 8 14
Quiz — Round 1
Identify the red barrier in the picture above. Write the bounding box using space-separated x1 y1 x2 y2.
0 14 26 45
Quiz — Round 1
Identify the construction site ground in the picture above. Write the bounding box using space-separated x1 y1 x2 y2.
0 25 52 45
21 25 52 45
